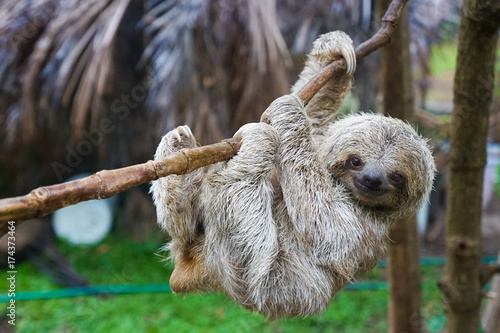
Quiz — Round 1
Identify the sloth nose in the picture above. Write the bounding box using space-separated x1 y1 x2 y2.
362 173 383 189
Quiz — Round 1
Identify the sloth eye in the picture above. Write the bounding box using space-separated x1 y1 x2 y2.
349 155 363 169
389 172 406 185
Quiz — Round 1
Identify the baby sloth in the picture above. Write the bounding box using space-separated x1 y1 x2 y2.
151 31 436 319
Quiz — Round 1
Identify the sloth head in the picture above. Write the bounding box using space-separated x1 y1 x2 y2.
318 113 436 216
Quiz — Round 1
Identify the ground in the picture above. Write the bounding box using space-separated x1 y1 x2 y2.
1 236 451 333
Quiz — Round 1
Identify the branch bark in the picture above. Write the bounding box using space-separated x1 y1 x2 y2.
0 0 409 235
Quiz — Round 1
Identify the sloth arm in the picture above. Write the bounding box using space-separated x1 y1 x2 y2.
264 95 361 278
291 31 355 129
201 123 281 298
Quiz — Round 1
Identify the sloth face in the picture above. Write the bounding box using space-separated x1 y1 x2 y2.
341 154 409 209
319 114 436 215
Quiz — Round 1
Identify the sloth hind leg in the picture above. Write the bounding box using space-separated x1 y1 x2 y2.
168 235 219 293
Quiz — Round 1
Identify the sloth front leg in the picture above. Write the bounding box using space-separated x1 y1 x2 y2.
291 31 356 129
151 126 210 293
201 123 280 307
263 95 358 278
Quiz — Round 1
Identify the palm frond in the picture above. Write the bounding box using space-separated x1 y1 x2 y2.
139 0 292 140
138 0 203 131
0 0 139 144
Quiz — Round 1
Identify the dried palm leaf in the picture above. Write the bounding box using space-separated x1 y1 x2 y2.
13 0 137 143
138 0 203 132
0 0 58 98
139 0 292 142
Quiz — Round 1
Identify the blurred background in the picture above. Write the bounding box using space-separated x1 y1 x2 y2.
0 0 499 332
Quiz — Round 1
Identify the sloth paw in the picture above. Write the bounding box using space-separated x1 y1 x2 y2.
234 123 278 144
155 125 196 160
232 123 279 169
311 31 356 75
166 125 196 149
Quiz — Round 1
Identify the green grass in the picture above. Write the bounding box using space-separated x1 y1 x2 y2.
1 237 448 333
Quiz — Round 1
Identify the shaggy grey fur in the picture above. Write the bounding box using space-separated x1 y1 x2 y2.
151 31 436 319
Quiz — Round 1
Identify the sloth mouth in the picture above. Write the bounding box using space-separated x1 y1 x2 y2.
354 181 390 197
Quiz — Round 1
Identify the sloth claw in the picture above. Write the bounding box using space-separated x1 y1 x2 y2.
340 44 356 76
165 125 196 149
312 31 356 76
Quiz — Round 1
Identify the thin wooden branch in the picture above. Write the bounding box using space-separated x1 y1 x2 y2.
0 0 408 234
297 0 407 103
480 264 500 287
0 139 241 234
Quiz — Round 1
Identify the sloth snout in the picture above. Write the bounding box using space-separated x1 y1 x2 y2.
361 173 383 189
353 169 390 198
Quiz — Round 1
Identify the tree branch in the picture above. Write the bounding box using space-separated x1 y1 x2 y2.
0 0 408 234
481 264 500 287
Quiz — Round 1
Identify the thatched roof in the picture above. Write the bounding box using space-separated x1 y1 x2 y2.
0 0 460 195
0 0 139 144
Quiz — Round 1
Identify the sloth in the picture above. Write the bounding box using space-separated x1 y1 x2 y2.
151 31 436 319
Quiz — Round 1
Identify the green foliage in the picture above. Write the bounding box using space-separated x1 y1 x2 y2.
1 237 449 332
496 47 500 74
429 43 458 74
495 164 500 197
338 93 361 116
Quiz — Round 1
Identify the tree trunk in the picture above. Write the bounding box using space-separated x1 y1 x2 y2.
387 215 423 332
379 1 423 332
438 1 499 332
